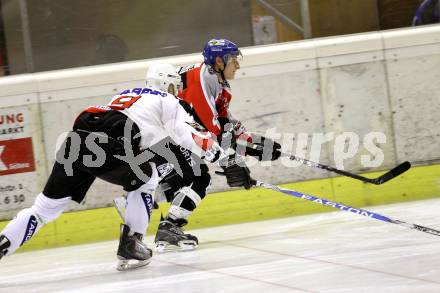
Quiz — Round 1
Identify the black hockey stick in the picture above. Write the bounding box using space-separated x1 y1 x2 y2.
284 154 411 185
241 142 411 185
253 180 440 237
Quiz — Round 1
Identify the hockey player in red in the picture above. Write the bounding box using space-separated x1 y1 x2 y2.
178 38 240 138
178 38 281 164
152 39 282 251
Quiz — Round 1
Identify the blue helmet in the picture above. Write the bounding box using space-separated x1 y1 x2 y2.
202 38 241 66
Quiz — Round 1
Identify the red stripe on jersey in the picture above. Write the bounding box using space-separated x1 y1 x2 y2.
216 89 232 118
178 64 222 136
74 106 111 125
83 106 112 113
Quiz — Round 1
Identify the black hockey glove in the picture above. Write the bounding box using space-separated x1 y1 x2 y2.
245 136 282 161
215 155 254 190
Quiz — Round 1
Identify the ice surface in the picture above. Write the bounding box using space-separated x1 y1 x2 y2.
1 198 440 293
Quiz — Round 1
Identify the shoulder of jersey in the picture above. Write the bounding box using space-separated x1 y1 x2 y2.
178 63 199 75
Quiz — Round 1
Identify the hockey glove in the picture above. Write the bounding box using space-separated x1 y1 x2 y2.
201 143 226 163
215 155 253 190
245 135 282 161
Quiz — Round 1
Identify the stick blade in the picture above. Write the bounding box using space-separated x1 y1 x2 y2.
411 224 440 237
372 161 411 185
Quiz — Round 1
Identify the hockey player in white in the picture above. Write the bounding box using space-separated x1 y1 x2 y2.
114 40 284 253
114 63 220 252
0 72 228 270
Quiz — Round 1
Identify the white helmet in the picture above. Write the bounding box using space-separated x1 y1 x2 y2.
145 63 181 95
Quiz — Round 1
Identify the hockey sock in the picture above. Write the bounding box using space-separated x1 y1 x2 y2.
125 191 154 235
124 165 158 235
1 193 71 255
168 186 202 220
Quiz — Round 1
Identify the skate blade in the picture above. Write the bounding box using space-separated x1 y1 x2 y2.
116 257 151 271
155 240 198 253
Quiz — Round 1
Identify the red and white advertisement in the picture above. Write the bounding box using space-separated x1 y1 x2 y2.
0 107 38 215
0 138 36 176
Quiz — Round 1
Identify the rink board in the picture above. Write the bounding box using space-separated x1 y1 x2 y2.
0 163 439 252
1 26 439 217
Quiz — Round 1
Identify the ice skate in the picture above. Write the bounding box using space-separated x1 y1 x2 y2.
0 235 11 260
116 224 152 271
154 217 198 253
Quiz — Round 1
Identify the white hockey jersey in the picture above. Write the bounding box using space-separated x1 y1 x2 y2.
85 87 215 157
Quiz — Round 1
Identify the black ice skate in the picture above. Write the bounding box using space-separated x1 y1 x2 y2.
116 224 152 271
154 217 198 253
0 235 11 260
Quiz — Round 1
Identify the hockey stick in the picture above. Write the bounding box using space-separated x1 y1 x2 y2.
253 180 440 237
242 142 411 185
283 154 411 185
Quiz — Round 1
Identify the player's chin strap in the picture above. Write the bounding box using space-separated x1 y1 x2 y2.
251 179 440 237
211 60 227 84
219 70 226 84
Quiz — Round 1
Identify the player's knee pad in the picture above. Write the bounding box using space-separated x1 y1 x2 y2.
33 193 71 223
168 186 202 219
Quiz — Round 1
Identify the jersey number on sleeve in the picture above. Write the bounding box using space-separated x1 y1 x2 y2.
109 95 141 110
